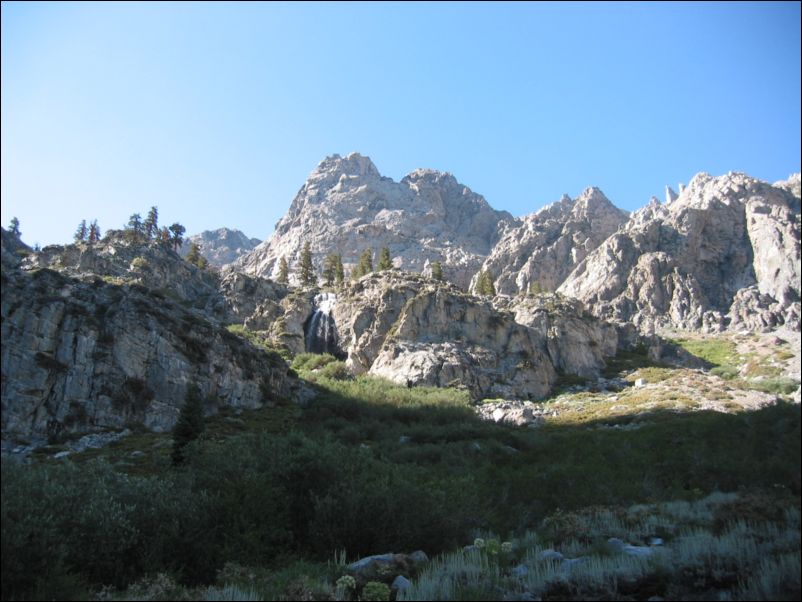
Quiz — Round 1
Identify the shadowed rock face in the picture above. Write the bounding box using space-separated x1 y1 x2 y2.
231 153 514 289
0 264 297 442
558 172 801 333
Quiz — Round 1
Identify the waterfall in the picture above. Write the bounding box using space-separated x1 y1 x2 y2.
304 292 342 356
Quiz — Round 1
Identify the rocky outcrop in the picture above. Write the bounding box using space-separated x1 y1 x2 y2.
274 272 617 399
332 271 427 373
22 231 223 313
231 153 514 289
15 233 294 331
473 188 627 295
1 227 30 268
559 172 801 332
369 287 557 399
495 294 619 377
181 228 261 267
218 271 288 329
1 266 297 442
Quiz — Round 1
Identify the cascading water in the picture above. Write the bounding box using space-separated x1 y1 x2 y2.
304 292 342 356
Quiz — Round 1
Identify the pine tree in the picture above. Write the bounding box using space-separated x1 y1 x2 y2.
74 220 88 243
143 206 159 239
335 255 345 284
127 213 143 242
352 248 373 280
485 272 496 296
158 226 171 247
171 383 205 466
277 257 289 285
8 217 20 238
186 242 207 269
431 261 444 281
88 220 101 244
476 270 496 296
377 246 392 271
169 223 186 252
299 241 316 286
323 253 340 286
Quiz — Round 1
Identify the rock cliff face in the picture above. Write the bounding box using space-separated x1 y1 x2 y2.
472 187 628 295
232 153 514 289
1 266 296 442
23 231 223 312
1 227 30 268
558 172 801 332
278 271 619 399
181 228 261 267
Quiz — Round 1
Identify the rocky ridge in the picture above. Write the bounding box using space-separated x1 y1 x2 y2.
180 227 261 267
558 172 801 332
1 231 298 442
472 187 628 295
232 153 514 289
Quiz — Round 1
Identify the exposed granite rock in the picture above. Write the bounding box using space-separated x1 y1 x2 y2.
15 232 293 332
218 271 288 329
275 272 615 399
1 266 297 441
559 172 801 332
333 271 427 374
475 400 545 426
1 227 31 268
369 287 557 399
474 188 627 295
495 294 619 377
773 173 801 199
181 228 261 267
269 289 316 356
231 153 514 289
22 231 223 313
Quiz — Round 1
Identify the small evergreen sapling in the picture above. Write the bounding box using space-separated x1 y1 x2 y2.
277 256 289 285
171 383 205 466
377 246 392 271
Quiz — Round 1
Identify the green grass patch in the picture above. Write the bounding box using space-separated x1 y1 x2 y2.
628 366 675 383
225 324 291 360
741 377 800 396
671 336 740 368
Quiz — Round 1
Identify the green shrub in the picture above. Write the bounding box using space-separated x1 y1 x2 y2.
746 378 800 396
172 383 205 466
710 365 739 380
292 352 338 372
319 360 350 380
361 581 391 601
131 256 149 271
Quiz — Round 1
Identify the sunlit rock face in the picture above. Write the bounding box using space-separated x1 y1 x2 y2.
231 152 514 289
559 172 801 333
181 228 261 267
471 187 628 295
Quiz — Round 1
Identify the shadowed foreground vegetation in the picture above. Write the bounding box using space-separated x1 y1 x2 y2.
2 367 800 600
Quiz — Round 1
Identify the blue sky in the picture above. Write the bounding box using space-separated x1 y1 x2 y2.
2 1 800 247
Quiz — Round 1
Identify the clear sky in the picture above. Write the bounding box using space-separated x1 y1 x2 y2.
2 1 800 247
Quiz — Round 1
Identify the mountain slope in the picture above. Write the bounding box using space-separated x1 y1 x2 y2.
232 153 514 289
558 172 801 332
181 228 261 267
472 187 628 295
